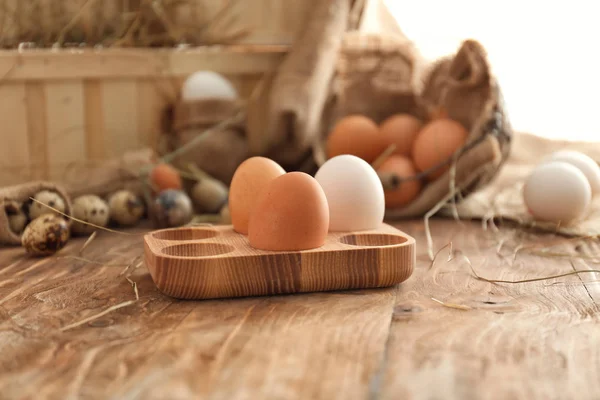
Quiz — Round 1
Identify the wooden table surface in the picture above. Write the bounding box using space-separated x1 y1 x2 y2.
1 219 599 400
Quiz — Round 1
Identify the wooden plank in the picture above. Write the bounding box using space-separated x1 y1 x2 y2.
377 220 600 400
45 81 86 181
102 80 139 157
25 83 48 180
137 78 174 150
0 223 397 399
0 84 30 185
84 80 105 160
0 47 287 81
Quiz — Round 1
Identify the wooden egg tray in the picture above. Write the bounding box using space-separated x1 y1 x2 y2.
144 224 415 300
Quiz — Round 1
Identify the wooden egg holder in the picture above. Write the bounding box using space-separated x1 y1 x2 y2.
144 224 415 300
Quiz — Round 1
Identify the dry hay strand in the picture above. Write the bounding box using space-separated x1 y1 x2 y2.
431 297 472 311
0 0 249 49
29 197 138 236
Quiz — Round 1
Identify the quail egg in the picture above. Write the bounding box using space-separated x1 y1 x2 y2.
191 178 229 213
108 190 145 227
29 190 66 219
153 189 193 228
22 215 70 256
71 195 110 235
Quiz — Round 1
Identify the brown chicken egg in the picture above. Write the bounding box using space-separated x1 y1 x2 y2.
248 172 329 251
326 115 387 163
412 118 468 180
229 157 286 234
380 114 423 157
377 156 422 209
150 163 182 193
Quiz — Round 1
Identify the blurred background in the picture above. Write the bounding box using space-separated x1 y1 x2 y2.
385 0 600 142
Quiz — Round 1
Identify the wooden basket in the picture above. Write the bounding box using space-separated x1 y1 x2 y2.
0 46 286 187
0 0 401 188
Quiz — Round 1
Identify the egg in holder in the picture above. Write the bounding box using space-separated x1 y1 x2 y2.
144 223 414 300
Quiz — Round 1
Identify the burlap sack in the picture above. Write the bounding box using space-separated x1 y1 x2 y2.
445 133 600 237
65 148 155 199
0 182 72 246
261 0 359 169
167 99 249 185
325 35 512 218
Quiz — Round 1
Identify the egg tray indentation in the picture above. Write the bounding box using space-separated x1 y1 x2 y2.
161 242 235 257
151 227 219 241
338 233 408 247
148 225 413 261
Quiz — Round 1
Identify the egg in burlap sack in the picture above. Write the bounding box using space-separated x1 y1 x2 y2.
321 33 513 218
166 98 249 185
0 182 72 246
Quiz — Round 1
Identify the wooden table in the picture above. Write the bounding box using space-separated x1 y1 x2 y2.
1 219 599 399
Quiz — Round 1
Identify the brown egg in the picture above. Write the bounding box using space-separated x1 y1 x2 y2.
380 114 423 157
377 156 422 208
326 115 387 163
248 172 329 251
229 157 286 234
412 118 468 180
150 163 182 192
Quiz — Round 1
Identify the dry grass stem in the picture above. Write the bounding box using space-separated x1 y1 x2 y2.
371 144 397 170
78 232 97 256
1 0 249 48
29 197 138 236
431 297 472 311
60 299 137 332
429 242 453 271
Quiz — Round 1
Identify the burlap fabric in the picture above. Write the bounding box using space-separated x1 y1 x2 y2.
325 35 512 218
261 0 364 170
0 182 72 246
65 148 155 199
167 99 249 185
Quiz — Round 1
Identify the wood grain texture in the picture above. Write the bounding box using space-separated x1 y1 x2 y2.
44 81 86 181
145 224 415 299
0 84 30 185
1 219 600 399
102 80 139 156
83 79 105 160
377 220 600 400
25 82 48 181
0 223 397 400
0 47 286 81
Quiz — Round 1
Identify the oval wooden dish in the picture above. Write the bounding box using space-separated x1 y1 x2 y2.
144 224 415 300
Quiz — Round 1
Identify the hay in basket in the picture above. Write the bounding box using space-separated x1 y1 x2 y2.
0 0 247 48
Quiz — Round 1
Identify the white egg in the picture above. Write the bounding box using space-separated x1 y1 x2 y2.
315 155 385 232
546 150 600 195
523 161 591 223
181 71 237 101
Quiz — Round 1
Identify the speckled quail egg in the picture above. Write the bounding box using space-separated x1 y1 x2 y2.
153 189 193 228
71 195 110 235
191 177 229 213
22 215 70 256
108 190 145 227
5 202 27 234
29 190 66 219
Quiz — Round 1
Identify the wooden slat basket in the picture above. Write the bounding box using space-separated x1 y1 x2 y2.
0 0 399 188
